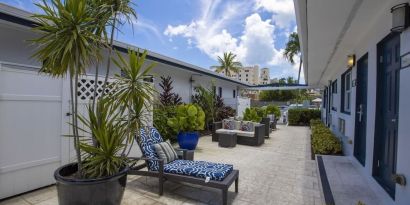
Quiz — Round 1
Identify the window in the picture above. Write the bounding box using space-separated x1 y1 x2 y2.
341 70 352 114
331 80 337 111
323 88 328 108
339 118 345 135
246 74 248 77
246 78 248 81
218 87 222 97
239 74 241 77
233 90 236 98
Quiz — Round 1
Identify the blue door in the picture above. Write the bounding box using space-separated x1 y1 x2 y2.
354 54 368 166
373 33 400 198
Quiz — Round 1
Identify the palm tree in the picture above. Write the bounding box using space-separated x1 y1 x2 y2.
96 0 137 97
283 32 302 84
212 52 242 77
32 0 104 175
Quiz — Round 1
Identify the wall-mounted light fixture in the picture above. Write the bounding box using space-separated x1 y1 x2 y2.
391 3 410 32
347 54 355 68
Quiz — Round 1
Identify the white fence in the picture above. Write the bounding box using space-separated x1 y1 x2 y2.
0 61 148 199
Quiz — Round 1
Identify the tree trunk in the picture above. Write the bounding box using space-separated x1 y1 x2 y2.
297 59 303 84
90 64 99 147
69 70 82 177
102 13 117 98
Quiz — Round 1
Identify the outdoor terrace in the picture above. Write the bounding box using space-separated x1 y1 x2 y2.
0 125 322 205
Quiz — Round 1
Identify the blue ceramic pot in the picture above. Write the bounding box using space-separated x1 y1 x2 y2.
177 131 199 150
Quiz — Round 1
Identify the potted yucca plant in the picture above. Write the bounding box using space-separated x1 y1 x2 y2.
31 0 155 204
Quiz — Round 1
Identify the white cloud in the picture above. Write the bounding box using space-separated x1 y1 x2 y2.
163 1 289 67
163 0 300 80
128 16 165 44
254 0 295 29
239 13 279 65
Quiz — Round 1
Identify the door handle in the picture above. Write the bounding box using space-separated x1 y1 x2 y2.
392 119 397 123
357 104 363 122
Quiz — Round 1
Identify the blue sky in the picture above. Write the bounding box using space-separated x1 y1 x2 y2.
1 0 303 81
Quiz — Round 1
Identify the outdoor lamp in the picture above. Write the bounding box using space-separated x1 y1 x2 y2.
391 3 410 32
347 54 355 68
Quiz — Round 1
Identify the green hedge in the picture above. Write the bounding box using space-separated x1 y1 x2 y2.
310 119 342 155
288 108 321 126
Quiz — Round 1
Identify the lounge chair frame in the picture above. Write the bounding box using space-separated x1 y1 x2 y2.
128 149 239 205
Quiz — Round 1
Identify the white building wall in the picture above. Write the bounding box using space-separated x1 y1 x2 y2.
396 27 410 205
323 1 410 204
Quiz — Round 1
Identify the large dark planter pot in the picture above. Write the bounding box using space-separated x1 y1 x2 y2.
54 163 128 205
177 131 199 150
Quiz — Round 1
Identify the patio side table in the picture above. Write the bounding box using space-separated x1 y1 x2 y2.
218 132 237 148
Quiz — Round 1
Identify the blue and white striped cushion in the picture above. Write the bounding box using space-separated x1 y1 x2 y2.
164 160 233 181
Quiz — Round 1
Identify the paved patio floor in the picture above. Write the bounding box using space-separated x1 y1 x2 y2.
0 125 323 205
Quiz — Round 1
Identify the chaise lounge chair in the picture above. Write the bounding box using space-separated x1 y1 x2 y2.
128 127 239 205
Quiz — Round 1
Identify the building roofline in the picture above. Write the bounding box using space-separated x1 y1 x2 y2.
0 3 253 87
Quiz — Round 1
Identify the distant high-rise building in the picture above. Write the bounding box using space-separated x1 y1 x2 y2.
216 65 275 86
230 65 260 85
259 68 270 85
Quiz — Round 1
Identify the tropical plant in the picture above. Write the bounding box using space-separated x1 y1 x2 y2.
243 108 261 122
283 32 302 83
32 0 152 179
32 0 105 174
111 49 156 154
167 104 205 133
253 107 267 118
78 49 155 178
211 52 242 77
94 0 137 95
192 85 217 130
266 105 281 119
159 76 182 106
78 98 127 178
153 105 177 142
215 95 236 121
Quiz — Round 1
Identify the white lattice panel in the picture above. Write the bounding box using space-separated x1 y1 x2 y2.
77 77 113 101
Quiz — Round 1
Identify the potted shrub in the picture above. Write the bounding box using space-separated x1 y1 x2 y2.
31 0 154 203
167 104 205 150
243 108 262 122
53 49 154 205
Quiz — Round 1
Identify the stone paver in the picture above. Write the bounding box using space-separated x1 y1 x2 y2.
0 125 322 205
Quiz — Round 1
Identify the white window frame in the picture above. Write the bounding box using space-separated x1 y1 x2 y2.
343 71 352 113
